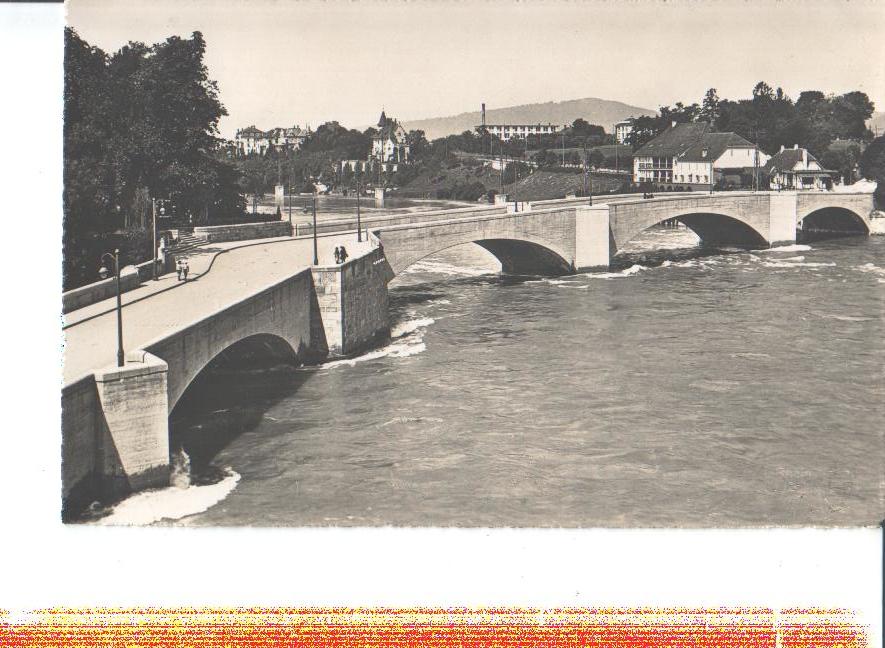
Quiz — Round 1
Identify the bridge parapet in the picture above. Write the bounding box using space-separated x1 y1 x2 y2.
795 191 874 228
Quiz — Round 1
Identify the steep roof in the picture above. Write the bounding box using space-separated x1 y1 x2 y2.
762 148 821 174
634 122 711 157
680 132 755 162
237 125 266 138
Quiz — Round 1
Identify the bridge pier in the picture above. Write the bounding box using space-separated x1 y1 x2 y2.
310 246 392 357
768 192 799 247
574 205 612 270
93 351 170 500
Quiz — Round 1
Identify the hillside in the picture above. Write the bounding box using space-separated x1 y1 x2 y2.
504 170 627 202
401 97 656 140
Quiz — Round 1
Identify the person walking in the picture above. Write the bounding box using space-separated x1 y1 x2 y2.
339 246 348 264
176 258 184 281
334 246 341 264
181 258 189 282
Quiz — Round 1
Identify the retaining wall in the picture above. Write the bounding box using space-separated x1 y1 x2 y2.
194 221 292 242
62 257 176 315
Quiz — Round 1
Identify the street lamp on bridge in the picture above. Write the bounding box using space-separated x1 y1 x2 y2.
312 187 319 265
356 169 363 243
98 249 125 368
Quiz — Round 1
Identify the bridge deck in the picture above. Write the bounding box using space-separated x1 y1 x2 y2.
62 233 371 386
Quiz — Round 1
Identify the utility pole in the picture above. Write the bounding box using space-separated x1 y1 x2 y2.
500 140 504 196
287 172 292 232
561 131 565 166
312 190 318 265
582 149 588 196
753 128 759 192
151 197 158 281
356 170 362 242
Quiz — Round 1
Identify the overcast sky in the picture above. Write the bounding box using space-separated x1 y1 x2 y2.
67 0 885 139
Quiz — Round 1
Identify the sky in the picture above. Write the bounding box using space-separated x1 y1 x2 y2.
67 0 885 139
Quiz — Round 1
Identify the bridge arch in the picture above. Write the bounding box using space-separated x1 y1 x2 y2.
166 332 301 415
614 209 769 254
797 206 870 238
388 234 575 277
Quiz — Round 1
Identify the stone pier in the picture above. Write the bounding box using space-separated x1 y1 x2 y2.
574 204 612 271
93 351 170 499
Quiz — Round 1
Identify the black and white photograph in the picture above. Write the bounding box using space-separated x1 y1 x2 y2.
54 0 884 529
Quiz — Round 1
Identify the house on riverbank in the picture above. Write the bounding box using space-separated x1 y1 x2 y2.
633 122 769 190
763 146 836 191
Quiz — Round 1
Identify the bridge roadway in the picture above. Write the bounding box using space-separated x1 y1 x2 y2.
62 232 373 386
60 189 875 514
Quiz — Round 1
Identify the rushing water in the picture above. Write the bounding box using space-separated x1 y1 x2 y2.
93 227 885 527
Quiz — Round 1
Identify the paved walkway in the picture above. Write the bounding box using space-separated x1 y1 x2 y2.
62 231 372 385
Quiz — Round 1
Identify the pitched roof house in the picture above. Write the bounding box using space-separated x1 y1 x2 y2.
372 110 410 164
763 145 835 190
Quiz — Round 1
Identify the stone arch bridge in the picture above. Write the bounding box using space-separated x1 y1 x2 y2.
61 191 874 515
375 191 874 276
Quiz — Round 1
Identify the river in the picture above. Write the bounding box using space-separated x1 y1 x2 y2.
90 227 885 527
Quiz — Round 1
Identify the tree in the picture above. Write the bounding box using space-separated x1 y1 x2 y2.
64 28 239 288
860 136 885 207
626 115 666 149
752 81 774 100
406 129 429 161
700 88 720 124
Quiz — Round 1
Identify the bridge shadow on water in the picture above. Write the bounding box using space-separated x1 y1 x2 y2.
169 336 314 485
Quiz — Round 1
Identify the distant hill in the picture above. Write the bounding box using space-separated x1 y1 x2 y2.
401 97 657 140
869 111 885 137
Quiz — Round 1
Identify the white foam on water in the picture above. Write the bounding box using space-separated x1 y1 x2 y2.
320 315 434 369
758 244 812 253
427 298 451 305
857 263 885 277
583 264 647 279
391 316 435 338
91 469 241 526
823 314 874 322
381 416 444 427
763 260 836 268
403 259 492 277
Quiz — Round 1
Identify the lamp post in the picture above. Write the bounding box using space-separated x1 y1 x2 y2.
287 173 293 233
356 170 362 242
151 198 158 281
99 249 125 367
312 189 319 265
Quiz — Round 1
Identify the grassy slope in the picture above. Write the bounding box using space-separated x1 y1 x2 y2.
504 170 627 201
397 160 630 202
396 164 502 199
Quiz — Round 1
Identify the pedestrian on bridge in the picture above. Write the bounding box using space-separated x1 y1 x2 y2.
334 246 341 264
177 258 189 282
339 246 348 265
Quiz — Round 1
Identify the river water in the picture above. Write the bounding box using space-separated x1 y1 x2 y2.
93 227 885 527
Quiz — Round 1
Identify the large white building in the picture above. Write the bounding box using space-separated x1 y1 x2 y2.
480 123 563 141
633 122 769 190
614 118 635 144
234 124 309 156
